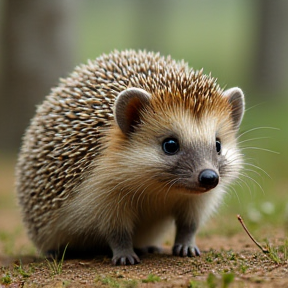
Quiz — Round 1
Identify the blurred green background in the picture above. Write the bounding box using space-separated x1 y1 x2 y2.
0 0 287 241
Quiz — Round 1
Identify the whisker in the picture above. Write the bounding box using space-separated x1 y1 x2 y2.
154 178 175 203
238 172 265 194
163 178 180 203
136 180 156 210
237 127 279 141
228 183 241 204
242 168 263 179
244 102 266 113
131 176 156 204
236 176 253 196
238 136 270 145
243 162 271 179
241 146 279 154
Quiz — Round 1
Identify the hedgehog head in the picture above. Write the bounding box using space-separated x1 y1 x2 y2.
112 73 244 195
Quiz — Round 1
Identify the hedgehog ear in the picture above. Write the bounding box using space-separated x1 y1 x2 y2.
114 87 151 135
223 87 245 129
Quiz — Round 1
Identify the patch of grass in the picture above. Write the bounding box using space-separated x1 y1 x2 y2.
240 264 248 274
46 243 68 276
205 255 213 263
189 273 235 288
189 280 202 288
62 280 71 287
95 276 138 288
100 276 120 287
121 279 138 288
0 273 12 285
14 260 32 278
206 273 217 288
228 251 236 261
265 238 288 264
205 249 228 264
142 274 161 283
222 273 235 288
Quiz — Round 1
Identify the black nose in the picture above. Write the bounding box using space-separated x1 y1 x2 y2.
198 169 219 189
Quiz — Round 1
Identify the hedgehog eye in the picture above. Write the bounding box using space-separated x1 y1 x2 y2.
216 138 221 155
162 138 179 155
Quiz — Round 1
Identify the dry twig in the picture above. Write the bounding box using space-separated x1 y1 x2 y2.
237 214 269 254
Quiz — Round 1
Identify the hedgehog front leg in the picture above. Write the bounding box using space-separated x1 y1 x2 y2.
172 220 201 257
107 230 140 265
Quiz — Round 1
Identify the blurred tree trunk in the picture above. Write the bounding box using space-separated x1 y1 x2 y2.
0 0 76 152
254 0 288 96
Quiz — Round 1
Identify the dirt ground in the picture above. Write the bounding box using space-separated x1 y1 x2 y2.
1 230 288 288
1 156 288 287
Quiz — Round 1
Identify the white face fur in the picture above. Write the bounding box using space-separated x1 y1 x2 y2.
113 87 245 196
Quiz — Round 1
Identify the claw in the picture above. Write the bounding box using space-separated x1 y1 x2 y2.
112 253 140 266
172 244 182 256
193 246 201 256
120 257 126 265
173 244 201 257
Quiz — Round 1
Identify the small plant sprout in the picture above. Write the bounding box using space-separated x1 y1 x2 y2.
46 243 68 275
14 260 31 278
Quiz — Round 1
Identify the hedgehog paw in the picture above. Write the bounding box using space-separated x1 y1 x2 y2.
112 251 140 265
172 244 200 257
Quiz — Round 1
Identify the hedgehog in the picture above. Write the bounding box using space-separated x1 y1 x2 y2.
16 50 245 265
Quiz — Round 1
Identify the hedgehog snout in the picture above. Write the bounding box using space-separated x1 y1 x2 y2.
198 169 219 190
